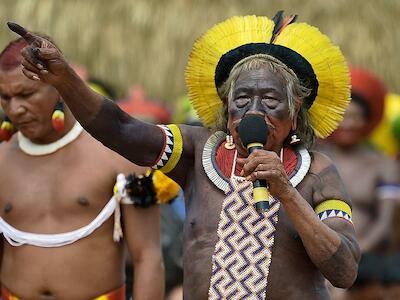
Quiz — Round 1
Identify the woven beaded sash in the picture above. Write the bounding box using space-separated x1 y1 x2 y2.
203 132 311 299
208 176 279 299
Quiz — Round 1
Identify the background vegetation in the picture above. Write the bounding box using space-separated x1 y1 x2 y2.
1 0 398 103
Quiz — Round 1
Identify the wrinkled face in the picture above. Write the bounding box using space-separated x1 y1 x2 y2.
329 100 367 147
227 67 296 155
0 66 60 143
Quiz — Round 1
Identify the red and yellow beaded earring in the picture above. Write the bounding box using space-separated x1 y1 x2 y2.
0 116 16 141
52 101 65 132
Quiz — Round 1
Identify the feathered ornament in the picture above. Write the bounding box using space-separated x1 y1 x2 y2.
52 101 65 132
111 170 180 242
124 170 180 206
0 116 16 141
152 170 181 204
270 10 297 43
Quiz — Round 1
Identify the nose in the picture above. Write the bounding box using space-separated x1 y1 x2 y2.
246 97 265 116
7 98 27 118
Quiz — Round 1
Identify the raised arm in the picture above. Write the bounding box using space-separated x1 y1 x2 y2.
7 22 166 166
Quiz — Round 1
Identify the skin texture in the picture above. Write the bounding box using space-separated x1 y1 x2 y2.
9 25 360 299
0 66 164 299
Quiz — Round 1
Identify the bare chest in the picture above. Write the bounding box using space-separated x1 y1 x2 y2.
0 151 115 232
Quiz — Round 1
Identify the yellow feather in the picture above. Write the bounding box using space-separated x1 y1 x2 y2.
152 170 181 204
270 22 350 138
186 16 274 128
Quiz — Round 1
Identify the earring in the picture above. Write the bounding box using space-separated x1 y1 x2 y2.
52 101 65 132
0 116 16 141
224 131 235 150
290 134 301 145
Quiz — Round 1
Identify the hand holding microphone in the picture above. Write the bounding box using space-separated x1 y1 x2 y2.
238 115 270 212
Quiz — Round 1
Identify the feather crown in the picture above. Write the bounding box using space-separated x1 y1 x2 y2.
185 11 350 138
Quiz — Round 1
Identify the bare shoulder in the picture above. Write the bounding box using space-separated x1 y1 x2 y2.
0 135 19 160
308 150 335 174
177 124 213 160
308 150 350 207
178 124 211 147
106 145 146 175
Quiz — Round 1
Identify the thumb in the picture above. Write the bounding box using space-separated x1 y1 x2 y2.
236 157 246 167
7 22 39 45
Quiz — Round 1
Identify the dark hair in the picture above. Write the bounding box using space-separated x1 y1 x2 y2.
0 34 59 71
0 38 26 71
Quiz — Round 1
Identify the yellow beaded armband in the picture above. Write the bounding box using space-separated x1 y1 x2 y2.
152 124 183 174
314 199 353 224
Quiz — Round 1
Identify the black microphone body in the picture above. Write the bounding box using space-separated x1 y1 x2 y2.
238 115 270 212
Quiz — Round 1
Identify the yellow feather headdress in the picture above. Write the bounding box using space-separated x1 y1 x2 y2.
185 12 350 138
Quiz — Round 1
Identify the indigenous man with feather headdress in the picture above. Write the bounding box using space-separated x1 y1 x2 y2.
8 11 359 299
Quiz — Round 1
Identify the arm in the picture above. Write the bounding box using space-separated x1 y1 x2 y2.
112 149 184 298
239 150 360 288
281 186 359 288
123 204 165 300
359 156 400 252
108 142 164 299
358 199 394 252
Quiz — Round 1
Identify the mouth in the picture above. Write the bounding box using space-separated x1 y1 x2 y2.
16 120 35 128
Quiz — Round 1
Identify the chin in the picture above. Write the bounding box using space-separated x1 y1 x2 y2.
18 127 42 141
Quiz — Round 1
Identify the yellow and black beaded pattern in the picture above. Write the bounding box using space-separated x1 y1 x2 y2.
152 124 183 174
315 199 352 224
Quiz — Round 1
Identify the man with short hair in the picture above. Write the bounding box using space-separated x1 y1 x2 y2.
0 37 164 299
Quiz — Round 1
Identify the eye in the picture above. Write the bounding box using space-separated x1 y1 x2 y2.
234 95 251 107
0 94 10 101
262 97 279 108
21 92 34 98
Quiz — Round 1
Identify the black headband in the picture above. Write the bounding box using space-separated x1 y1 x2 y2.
214 43 318 109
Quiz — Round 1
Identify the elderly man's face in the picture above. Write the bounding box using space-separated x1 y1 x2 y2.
227 67 295 155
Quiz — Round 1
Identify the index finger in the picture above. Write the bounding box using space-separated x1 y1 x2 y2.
7 22 38 44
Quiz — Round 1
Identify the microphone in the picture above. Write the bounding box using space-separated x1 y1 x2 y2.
238 115 270 212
